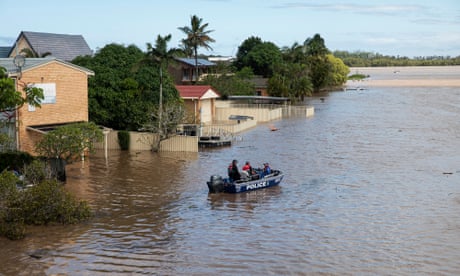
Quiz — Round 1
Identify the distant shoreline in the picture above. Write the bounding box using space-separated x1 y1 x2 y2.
346 66 460 87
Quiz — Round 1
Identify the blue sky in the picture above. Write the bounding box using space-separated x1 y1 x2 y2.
1 0 459 58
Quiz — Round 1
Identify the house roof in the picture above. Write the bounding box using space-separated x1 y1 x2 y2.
176 85 221 100
10 31 93 61
176 57 215 67
0 47 11 58
0 57 94 76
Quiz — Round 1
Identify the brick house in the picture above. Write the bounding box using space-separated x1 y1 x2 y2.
175 85 221 124
0 57 94 154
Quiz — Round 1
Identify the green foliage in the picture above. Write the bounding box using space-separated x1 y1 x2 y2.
0 151 35 173
234 40 282 78
35 122 103 162
333 50 460 67
304 34 329 56
0 67 44 112
22 160 47 186
72 44 180 131
268 62 313 101
200 74 255 97
234 36 263 70
0 170 27 240
326 54 350 87
117 130 130 150
0 169 91 240
348 73 368 80
20 180 91 225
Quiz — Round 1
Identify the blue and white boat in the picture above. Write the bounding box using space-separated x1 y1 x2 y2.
207 168 284 193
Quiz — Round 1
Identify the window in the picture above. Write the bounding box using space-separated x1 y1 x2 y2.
30 83 56 104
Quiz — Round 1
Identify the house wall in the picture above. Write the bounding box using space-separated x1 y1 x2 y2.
16 61 89 154
8 35 30 57
183 98 216 124
183 99 199 124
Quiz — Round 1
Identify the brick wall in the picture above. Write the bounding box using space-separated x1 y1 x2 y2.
16 61 89 154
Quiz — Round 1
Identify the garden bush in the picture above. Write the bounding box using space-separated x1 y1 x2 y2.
118 130 130 150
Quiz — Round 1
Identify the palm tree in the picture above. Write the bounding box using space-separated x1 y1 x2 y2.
145 34 181 138
20 48 52 58
178 15 215 83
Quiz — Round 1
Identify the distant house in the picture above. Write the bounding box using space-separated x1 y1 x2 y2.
0 57 94 154
7 31 92 61
170 58 216 84
176 85 221 124
250 76 269 96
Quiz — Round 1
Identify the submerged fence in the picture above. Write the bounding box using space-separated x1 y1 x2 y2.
94 131 198 152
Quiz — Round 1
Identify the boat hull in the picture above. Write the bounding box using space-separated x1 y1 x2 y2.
207 170 284 193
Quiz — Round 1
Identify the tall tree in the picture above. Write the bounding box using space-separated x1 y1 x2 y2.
304 34 330 92
178 15 215 82
234 36 263 70
73 44 164 131
144 34 182 140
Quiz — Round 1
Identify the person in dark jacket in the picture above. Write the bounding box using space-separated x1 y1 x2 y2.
228 159 241 181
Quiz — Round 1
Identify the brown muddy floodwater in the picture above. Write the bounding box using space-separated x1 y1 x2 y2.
1 84 460 275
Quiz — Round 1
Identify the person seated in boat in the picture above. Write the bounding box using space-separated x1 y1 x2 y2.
228 159 241 181
242 161 252 172
263 163 272 176
241 161 252 179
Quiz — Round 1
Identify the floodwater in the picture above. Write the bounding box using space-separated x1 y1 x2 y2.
1 70 460 275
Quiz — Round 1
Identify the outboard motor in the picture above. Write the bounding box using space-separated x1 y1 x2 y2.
207 175 224 193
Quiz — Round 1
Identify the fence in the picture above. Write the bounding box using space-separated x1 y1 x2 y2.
94 131 198 152
215 106 282 122
215 103 314 121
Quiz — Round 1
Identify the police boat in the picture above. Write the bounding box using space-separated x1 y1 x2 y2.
207 168 284 193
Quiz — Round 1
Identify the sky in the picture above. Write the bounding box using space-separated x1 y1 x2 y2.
1 0 459 58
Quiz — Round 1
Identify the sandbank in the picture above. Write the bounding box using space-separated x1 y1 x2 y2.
347 66 460 87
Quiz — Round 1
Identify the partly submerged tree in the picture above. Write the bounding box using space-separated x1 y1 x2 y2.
141 100 185 151
326 54 350 88
35 122 103 180
178 15 215 82
35 122 103 163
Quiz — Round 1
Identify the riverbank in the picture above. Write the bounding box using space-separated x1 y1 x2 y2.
346 66 460 87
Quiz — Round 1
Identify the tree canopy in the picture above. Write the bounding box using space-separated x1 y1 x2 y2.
234 38 282 78
72 44 180 131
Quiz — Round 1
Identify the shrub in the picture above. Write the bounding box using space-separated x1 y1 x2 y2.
20 180 91 225
0 170 92 239
0 152 35 173
118 130 130 150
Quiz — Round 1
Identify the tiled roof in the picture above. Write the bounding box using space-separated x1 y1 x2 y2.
12 31 93 61
0 47 11 58
176 85 221 99
0 57 94 76
176 57 215 67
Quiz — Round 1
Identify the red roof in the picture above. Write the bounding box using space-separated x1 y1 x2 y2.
175 85 221 99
